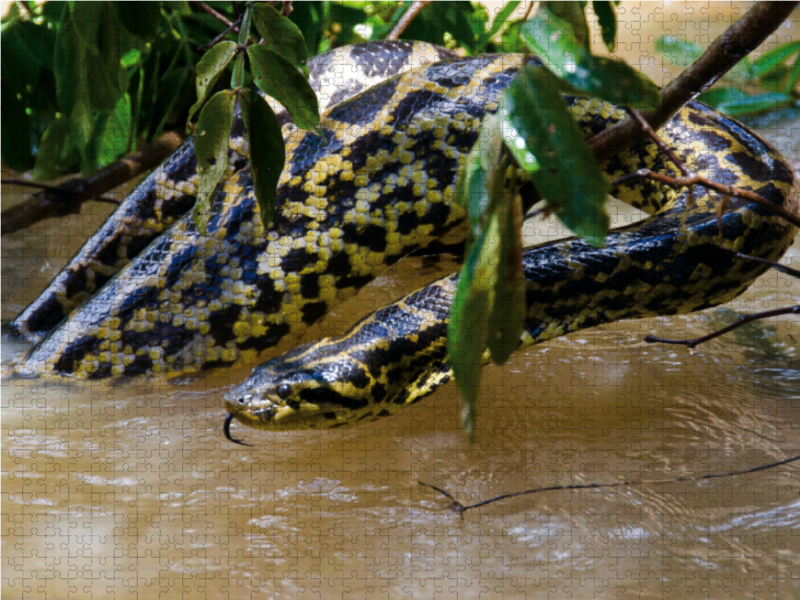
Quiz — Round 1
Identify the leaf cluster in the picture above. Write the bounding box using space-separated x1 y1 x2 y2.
447 1 660 436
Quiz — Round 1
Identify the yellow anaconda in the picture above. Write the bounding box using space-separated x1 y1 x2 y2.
12 42 455 343
15 46 797 398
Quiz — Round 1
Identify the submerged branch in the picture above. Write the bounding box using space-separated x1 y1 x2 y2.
419 454 800 515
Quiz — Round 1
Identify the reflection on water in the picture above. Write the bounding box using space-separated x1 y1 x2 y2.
3 5 800 599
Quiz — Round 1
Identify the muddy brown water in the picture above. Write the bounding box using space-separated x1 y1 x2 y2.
3 3 800 598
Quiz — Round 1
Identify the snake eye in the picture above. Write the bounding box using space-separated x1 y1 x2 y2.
276 384 292 400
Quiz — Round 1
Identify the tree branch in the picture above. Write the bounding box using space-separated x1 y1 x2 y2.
1 135 183 235
385 1 433 41
588 1 800 159
190 0 234 28
644 306 800 349
419 453 800 515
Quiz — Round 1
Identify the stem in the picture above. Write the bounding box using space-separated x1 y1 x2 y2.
419 453 800 514
644 306 800 349
198 15 243 51
190 0 234 28
0 180 120 205
1 135 183 235
385 1 433 41
610 170 800 229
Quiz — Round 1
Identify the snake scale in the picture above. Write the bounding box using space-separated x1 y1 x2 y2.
13 43 797 437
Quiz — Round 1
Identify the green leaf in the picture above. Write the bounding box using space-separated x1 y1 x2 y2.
496 104 540 177
2 26 41 89
448 152 526 437
575 56 661 108
786 56 800 94
33 118 81 180
455 143 489 237
716 92 795 117
288 1 324 57
90 3 125 115
247 45 320 131
505 66 610 244
14 19 57 69
113 1 163 41
1 83 34 171
240 88 286 228
520 9 588 73
546 2 590 51
84 94 132 172
486 193 525 365
187 41 237 129
448 224 493 441
251 3 309 68
53 5 92 153
521 12 658 108
70 2 104 55
54 4 85 119
474 0 519 52
193 90 236 235
655 35 702 68
593 0 617 52
697 86 748 108
753 40 800 79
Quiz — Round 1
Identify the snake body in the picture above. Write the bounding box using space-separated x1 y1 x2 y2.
15 43 798 426
18 48 532 378
226 116 797 431
12 42 455 343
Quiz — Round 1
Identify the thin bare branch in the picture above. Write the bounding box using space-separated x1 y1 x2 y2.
420 454 800 514
645 306 800 349
625 107 691 177
198 15 243 51
2 135 183 235
190 0 234 28
610 170 800 229
734 252 800 279
0 180 121 205
385 1 433 41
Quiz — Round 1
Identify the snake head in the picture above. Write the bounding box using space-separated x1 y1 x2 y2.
224 341 379 431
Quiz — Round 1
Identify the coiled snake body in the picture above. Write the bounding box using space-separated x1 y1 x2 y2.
14 43 798 434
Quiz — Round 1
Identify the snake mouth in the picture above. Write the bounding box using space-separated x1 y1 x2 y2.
225 398 331 431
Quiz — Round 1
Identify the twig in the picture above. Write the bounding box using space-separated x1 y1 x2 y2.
640 251 799 350
281 1 292 17
523 203 556 222
1 180 121 206
1 134 183 235
625 108 691 177
198 15 243 51
610 170 800 229
734 252 800 279
588 2 800 161
420 453 800 514
385 1 433 41
190 0 234 28
645 306 800 348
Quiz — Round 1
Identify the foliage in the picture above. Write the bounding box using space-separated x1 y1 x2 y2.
655 35 800 117
448 1 655 436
